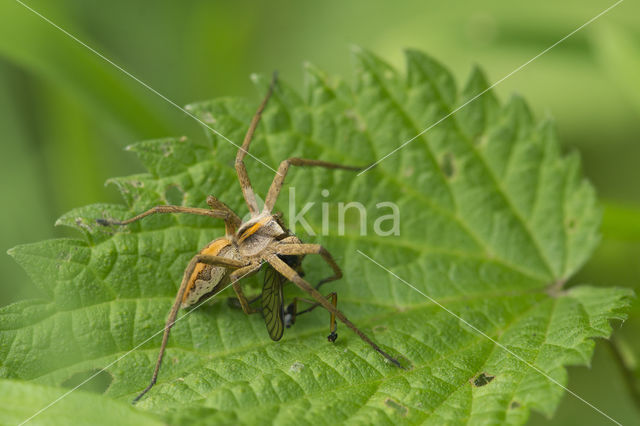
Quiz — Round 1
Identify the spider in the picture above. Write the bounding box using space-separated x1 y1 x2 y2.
98 73 402 403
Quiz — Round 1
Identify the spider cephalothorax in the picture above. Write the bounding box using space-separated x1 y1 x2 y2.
98 73 402 403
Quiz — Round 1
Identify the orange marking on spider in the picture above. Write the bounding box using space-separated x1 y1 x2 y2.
182 238 232 306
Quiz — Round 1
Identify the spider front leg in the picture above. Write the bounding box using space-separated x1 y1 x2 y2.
263 158 364 214
96 204 236 231
235 73 278 216
285 292 338 342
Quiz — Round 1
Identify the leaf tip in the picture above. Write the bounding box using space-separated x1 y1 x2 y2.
6 246 17 258
403 48 441 68
350 45 379 66
466 64 491 88
504 92 534 123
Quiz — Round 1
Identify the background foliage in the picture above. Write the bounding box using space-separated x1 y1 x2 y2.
1 1 639 424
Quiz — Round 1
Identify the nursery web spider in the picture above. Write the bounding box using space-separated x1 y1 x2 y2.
98 73 402 403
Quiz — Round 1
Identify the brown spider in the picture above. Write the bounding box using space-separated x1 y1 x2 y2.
98 73 402 403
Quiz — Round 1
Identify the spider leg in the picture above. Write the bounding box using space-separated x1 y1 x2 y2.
227 293 261 310
229 262 263 314
97 205 232 228
132 254 247 404
235 72 278 216
276 243 342 289
206 195 241 235
286 292 338 341
265 254 402 368
263 158 363 214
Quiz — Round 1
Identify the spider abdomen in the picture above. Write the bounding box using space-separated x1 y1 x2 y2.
181 238 238 307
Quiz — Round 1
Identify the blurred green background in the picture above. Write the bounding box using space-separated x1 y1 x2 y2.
1 0 638 424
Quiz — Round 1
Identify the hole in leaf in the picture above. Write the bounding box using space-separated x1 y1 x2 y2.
384 398 408 417
164 184 185 205
471 372 495 387
61 369 113 394
441 153 456 178
290 361 305 373
510 400 521 410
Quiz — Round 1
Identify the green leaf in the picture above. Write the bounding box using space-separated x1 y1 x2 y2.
3 49 632 425
0 379 162 426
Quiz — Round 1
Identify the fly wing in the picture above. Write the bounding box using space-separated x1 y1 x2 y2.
261 264 285 341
